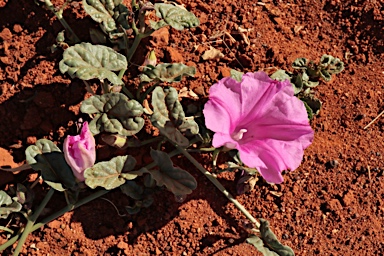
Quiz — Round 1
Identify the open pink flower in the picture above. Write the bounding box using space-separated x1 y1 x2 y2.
203 72 314 184
63 122 96 182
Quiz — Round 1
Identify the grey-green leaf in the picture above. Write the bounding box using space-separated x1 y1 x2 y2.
271 69 292 82
292 57 307 69
300 95 322 116
320 54 344 74
0 191 22 219
151 87 198 147
271 70 302 94
120 180 144 200
25 139 77 192
84 155 140 190
150 3 200 30
82 0 129 34
141 63 196 83
320 69 331 81
80 93 144 136
247 235 279 256
302 101 314 120
59 42 127 85
259 218 295 256
230 69 244 82
147 149 197 195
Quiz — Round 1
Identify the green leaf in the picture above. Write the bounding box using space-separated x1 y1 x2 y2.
259 218 295 256
150 3 200 31
292 57 307 69
151 87 198 147
319 69 331 81
302 101 314 120
300 95 322 117
230 69 244 82
59 42 127 85
320 54 344 75
82 0 129 36
247 235 279 256
120 180 144 200
84 155 141 190
270 70 302 95
125 197 154 214
25 139 77 192
270 69 292 82
146 149 197 196
140 63 196 83
320 54 332 66
80 93 144 136
0 191 22 219
120 180 154 214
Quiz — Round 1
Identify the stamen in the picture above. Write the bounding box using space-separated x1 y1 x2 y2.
232 129 247 141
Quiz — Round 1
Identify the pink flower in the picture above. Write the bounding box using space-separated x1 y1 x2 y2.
63 122 96 182
203 72 314 184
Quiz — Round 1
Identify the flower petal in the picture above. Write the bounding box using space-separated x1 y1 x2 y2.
238 72 296 126
203 77 242 134
211 132 238 149
63 122 96 182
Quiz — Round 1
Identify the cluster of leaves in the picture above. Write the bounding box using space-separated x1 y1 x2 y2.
0 184 32 220
56 0 201 213
270 55 344 119
1 1 300 255
0 1 202 253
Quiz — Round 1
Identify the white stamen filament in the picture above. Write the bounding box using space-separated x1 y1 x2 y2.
232 129 248 141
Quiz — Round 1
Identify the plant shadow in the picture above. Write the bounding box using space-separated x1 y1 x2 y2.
68 151 263 254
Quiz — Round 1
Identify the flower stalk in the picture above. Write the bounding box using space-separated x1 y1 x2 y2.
168 138 260 229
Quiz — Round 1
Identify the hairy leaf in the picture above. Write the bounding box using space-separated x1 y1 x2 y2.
246 235 279 256
25 139 77 192
319 69 331 81
120 180 154 214
146 149 197 195
292 57 307 69
83 0 129 35
120 180 144 200
140 63 196 83
125 197 154 214
302 101 314 120
151 87 198 147
230 69 244 82
271 70 303 95
150 3 200 30
259 218 295 256
300 95 322 117
0 191 22 219
84 155 141 190
80 93 144 136
59 42 127 85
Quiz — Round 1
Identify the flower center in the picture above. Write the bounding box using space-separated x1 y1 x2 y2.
232 129 248 141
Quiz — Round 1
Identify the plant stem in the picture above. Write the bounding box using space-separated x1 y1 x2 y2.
170 140 260 228
0 226 14 234
43 0 80 43
138 136 164 146
127 33 145 63
0 190 108 252
122 87 135 99
139 81 159 103
0 148 186 252
186 148 217 153
12 189 55 256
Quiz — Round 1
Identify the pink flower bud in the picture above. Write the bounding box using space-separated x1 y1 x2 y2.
63 122 96 182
